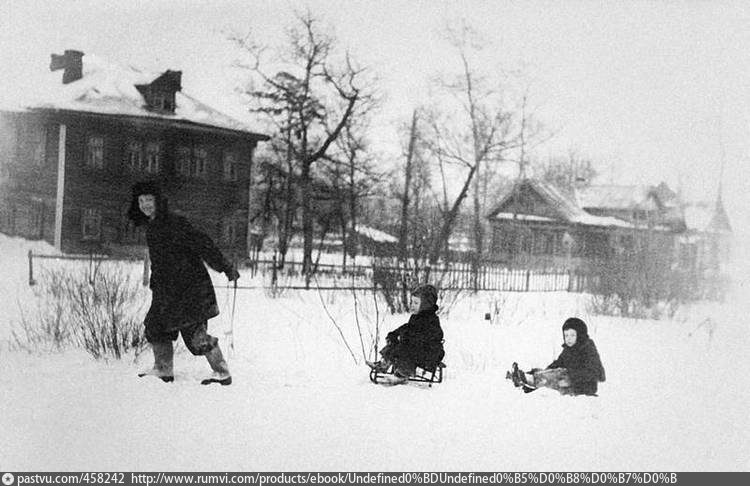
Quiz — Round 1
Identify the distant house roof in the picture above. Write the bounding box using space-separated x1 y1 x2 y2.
354 225 397 244
576 184 658 211
489 179 634 229
0 53 268 140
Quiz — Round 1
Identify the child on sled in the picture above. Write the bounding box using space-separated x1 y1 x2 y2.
510 317 605 396
367 285 445 384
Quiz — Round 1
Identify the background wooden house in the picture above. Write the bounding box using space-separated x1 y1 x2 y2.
486 178 705 272
0 50 268 257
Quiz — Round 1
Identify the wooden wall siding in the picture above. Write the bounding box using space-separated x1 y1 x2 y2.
1 110 257 256
0 114 59 197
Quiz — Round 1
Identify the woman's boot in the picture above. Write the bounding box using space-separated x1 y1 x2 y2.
201 345 232 385
138 342 174 383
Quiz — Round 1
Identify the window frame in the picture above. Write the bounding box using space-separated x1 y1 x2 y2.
222 150 238 182
26 121 47 166
125 140 143 171
177 145 210 178
176 146 192 177
86 135 105 169
144 141 162 174
81 207 102 241
193 146 208 178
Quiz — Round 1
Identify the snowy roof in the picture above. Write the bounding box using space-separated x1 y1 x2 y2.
490 179 635 229
576 185 657 210
448 234 472 252
493 213 556 222
354 225 398 243
0 53 267 138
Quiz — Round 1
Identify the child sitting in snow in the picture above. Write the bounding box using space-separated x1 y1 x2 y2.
510 317 605 396
367 285 445 384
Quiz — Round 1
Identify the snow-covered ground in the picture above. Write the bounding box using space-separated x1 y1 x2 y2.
1 234 748 471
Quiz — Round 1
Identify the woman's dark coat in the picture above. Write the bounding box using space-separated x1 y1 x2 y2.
143 213 232 332
386 305 445 368
548 334 606 396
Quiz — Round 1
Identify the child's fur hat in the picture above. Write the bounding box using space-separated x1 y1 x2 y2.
562 317 589 340
411 284 438 308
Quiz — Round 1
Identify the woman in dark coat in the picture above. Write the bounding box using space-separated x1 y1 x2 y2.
367 285 445 384
546 317 606 396
129 181 239 385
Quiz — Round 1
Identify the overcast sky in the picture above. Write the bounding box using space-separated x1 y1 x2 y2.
2 0 749 235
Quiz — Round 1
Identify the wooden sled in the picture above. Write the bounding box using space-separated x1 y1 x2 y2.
507 363 572 395
369 361 446 387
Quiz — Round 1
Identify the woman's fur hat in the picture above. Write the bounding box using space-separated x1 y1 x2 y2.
127 181 167 226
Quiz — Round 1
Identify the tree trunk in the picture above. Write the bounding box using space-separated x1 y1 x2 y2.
399 110 418 266
429 163 477 264
301 160 313 278
348 156 358 265
398 111 419 306
472 173 483 291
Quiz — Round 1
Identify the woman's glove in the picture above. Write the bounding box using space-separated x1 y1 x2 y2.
225 267 240 282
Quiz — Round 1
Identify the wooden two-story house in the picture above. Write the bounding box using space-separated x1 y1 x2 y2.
0 50 268 257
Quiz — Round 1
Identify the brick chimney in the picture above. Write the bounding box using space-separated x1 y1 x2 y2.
50 50 84 84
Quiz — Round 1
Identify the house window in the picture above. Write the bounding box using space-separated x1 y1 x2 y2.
26 121 47 165
222 151 238 181
542 232 555 255
81 208 102 240
86 136 104 169
125 140 143 171
194 147 208 177
145 142 162 173
500 229 516 253
122 219 144 244
31 198 45 239
151 92 174 112
519 229 532 254
532 230 542 254
223 219 244 246
177 145 209 178
177 146 192 176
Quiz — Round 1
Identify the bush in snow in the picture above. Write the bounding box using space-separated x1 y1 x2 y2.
13 263 149 359
13 268 73 353
586 249 684 319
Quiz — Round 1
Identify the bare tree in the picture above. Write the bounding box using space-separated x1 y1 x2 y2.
320 110 381 270
398 110 420 266
250 141 299 268
535 149 598 195
423 25 516 266
233 10 373 279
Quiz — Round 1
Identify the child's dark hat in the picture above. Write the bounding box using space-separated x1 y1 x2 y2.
411 284 438 307
562 317 588 339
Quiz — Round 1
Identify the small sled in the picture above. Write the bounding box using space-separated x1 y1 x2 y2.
368 361 446 387
506 362 571 395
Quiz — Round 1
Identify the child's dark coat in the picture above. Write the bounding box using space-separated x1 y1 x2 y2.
548 319 605 396
383 305 445 374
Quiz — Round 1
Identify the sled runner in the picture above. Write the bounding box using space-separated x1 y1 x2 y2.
367 360 446 386
506 362 571 395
